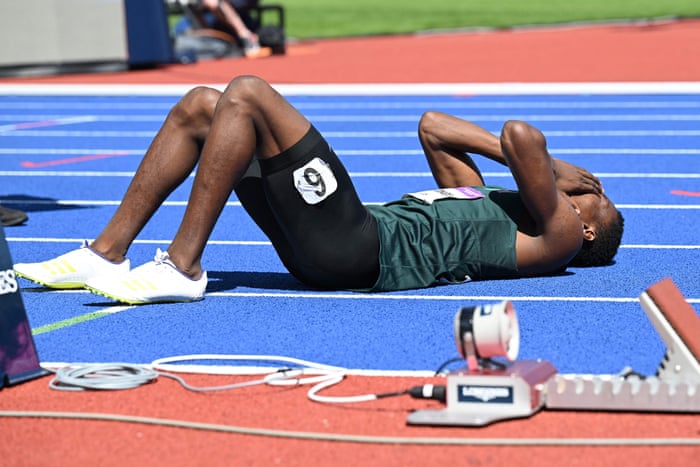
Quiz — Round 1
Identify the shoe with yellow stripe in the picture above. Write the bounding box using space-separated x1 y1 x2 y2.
13 240 130 289
85 249 207 305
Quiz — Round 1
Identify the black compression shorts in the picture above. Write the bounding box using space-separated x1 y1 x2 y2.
235 126 380 289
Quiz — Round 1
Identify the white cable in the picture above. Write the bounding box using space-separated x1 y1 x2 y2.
305 373 381 403
154 368 308 392
150 354 346 374
49 364 158 391
48 354 391 403
152 354 380 403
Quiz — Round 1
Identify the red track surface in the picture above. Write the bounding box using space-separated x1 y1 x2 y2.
2 19 699 467
1 19 699 85
3 373 699 466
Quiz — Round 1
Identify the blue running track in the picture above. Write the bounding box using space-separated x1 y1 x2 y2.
1 84 698 376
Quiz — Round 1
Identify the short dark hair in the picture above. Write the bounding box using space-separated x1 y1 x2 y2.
568 209 625 267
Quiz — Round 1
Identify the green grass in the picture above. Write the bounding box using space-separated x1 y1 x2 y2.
272 0 700 39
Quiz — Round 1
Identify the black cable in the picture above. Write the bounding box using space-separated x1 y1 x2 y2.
408 384 447 403
619 366 647 380
480 358 507 370
433 357 464 375
375 389 411 399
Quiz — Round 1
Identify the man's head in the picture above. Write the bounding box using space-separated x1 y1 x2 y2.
568 193 624 267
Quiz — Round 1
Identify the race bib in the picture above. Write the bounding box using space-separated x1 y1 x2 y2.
293 157 338 205
405 187 484 204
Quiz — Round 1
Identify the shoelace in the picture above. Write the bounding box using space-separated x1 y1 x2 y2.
153 248 171 265
152 249 182 276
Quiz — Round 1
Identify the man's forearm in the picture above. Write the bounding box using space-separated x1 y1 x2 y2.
430 113 507 165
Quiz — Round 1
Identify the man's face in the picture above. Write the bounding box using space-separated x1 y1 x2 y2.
570 192 616 238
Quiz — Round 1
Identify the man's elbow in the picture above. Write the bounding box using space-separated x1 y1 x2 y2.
500 120 547 155
418 111 444 144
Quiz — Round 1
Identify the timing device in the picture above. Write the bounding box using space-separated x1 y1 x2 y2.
408 278 700 427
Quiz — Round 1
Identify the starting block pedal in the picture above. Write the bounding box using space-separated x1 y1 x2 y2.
545 278 700 412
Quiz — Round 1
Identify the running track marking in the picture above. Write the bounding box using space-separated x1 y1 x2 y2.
6 115 700 123
27 291 699 340
24 289 700 305
3 199 700 210
0 115 97 133
2 99 700 111
24 288 700 341
6 237 699 250
1 82 700 96
2 170 700 180
671 190 700 197
20 151 132 168
0 125 700 139
31 305 135 336
3 149 700 156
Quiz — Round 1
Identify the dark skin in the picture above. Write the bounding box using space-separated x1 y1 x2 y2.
87 76 615 282
418 111 617 275
88 76 309 280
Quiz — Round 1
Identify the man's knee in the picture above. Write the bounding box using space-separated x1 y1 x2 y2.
220 75 271 110
171 86 220 131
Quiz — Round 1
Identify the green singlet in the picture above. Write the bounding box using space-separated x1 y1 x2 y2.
364 186 525 292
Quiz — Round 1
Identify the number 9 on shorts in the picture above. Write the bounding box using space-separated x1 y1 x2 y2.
293 157 338 205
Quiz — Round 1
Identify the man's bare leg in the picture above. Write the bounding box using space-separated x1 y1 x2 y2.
14 76 313 298
89 87 222 264
160 76 312 279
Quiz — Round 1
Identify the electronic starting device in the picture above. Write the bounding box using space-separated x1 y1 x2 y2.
407 278 700 427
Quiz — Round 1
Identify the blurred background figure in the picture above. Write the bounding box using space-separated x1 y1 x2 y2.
175 0 270 57
199 0 263 56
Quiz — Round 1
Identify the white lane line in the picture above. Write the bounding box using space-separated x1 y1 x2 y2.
3 148 700 156
2 81 700 96
2 100 700 111
2 170 700 180
205 291 700 304
21 288 700 305
2 199 700 210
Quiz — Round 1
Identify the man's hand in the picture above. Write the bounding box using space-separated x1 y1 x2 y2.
552 158 603 195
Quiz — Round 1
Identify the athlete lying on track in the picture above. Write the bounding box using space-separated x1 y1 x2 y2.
15 75 624 304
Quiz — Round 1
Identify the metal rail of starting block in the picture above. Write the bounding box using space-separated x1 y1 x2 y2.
407 278 700 427
545 277 700 413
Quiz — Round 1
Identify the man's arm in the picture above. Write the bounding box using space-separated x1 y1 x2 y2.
498 120 583 273
418 111 603 196
418 111 504 187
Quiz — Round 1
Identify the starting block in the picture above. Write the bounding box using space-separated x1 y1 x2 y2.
545 278 700 412
408 278 700 427
0 224 48 388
